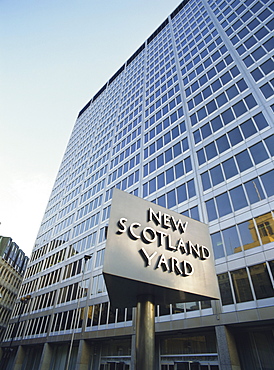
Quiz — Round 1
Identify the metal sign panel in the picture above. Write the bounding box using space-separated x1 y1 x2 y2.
103 189 220 308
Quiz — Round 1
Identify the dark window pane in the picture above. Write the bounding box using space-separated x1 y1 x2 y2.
194 130 201 144
249 263 274 299
245 94 257 109
165 148 172 163
222 226 241 255
158 194 166 208
264 135 274 156
173 142 182 157
240 119 257 138
251 67 264 81
232 100 247 117
206 199 217 221
216 92 228 107
167 189 176 208
261 170 274 197
211 116 223 132
244 178 265 204
249 142 268 164
231 268 253 303
187 179 196 198
260 83 274 98
238 220 260 250
177 183 187 203
218 272 234 305
175 161 184 178
210 165 224 186
166 167 174 184
235 150 253 172
205 142 217 160
228 127 243 146
216 135 230 153
190 206 199 221
223 157 238 179
201 123 212 139
230 185 248 211
227 85 238 99
184 157 192 173
211 232 225 259
197 149 206 165
149 178 156 194
221 108 234 125
201 172 211 190
157 153 164 168
157 173 165 189
254 112 268 130
261 59 274 75
216 193 232 217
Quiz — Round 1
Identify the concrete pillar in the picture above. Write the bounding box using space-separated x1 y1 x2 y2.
13 346 26 370
215 325 241 370
75 340 91 370
91 342 101 370
38 343 53 370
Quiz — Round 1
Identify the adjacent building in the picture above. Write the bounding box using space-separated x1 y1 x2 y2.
1 0 274 368
0 237 29 342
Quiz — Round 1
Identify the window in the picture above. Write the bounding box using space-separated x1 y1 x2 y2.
231 268 253 303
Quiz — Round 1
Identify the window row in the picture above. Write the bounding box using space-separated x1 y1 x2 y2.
44 248 66 270
190 70 246 115
112 136 141 156
62 185 80 206
198 131 273 168
146 83 180 116
86 302 132 328
146 53 175 87
38 268 61 291
212 211 274 259
58 199 77 221
206 169 274 222
243 35 273 68
143 158 193 197
115 120 141 146
67 231 97 257
251 58 274 82
145 69 177 98
182 42 228 87
86 161 107 183
119 95 142 118
66 172 84 193
110 152 140 173
88 151 110 176
77 194 103 221
260 78 274 99
72 211 100 238
144 136 189 177
202 138 273 191
53 214 74 236
81 178 105 203
218 261 274 306
194 111 268 145
108 169 140 191
146 56 175 89
151 179 196 210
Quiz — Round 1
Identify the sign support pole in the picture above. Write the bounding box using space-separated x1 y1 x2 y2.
135 294 155 370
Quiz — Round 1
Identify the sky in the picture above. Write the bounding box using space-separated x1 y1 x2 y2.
0 0 181 256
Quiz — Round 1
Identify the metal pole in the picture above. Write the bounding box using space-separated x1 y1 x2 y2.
65 255 91 370
135 294 155 370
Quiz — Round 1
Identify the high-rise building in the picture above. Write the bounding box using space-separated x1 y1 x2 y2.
0 237 29 342
1 0 274 368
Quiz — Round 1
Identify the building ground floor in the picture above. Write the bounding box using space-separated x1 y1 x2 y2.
1 317 274 370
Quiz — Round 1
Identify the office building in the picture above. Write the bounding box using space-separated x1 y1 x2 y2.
0 237 29 342
1 0 274 368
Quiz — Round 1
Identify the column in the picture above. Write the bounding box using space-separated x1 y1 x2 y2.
75 340 91 370
38 343 53 370
215 325 241 370
13 346 26 370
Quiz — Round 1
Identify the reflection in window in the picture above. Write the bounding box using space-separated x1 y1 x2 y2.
231 268 253 303
218 272 234 305
255 212 274 245
249 263 274 300
238 220 260 250
211 232 225 258
223 226 241 255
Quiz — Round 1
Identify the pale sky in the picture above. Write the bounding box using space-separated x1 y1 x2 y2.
0 0 181 256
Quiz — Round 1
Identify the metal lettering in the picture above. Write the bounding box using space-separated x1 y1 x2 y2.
166 234 177 251
200 245 210 260
128 222 141 240
182 260 194 276
117 218 127 234
162 213 171 229
170 257 183 275
148 208 161 225
140 248 157 266
156 254 169 271
141 227 157 243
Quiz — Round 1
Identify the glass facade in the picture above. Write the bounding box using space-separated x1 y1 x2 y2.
1 0 273 369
